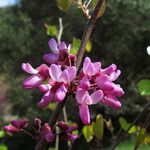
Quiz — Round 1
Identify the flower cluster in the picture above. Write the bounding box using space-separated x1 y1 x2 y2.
3 118 78 143
22 38 124 125
76 57 124 124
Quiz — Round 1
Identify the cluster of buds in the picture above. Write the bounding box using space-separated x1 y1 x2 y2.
3 119 28 133
57 121 78 141
3 118 78 143
22 38 124 125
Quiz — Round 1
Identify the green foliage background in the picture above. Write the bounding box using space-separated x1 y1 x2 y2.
0 0 150 149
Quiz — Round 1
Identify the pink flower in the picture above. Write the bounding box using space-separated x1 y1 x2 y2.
38 64 77 108
22 63 49 89
49 64 76 101
76 88 103 124
43 38 73 65
83 57 101 77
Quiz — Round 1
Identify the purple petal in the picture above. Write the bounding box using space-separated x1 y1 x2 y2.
55 85 67 102
102 95 121 109
90 90 103 105
93 62 101 74
48 38 59 53
80 76 90 90
79 105 90 125
102 64 117 75
43 53 58 64
38 91 54 109
60 66 76 83
22 63 39 74
109 70 121 81
83 57 91 74
23 74 43 89
59 42 67 50
96 75 114 91
76 88 88 104
49 64 62 82
68 44 71 53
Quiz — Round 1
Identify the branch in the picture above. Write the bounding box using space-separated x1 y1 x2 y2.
57 18 63 44
76 0 104 70
111 102 150 150
35 1 104 149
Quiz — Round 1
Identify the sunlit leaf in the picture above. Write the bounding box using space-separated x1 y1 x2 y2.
143 136 150 144
70 37 81 54
119 117 131 131
92 114 104 139
0 130 5 138
138 79 150 95
46 25 57 37
47 103 57 110
0 145 8 150
85 40 92 52
128 125 139 134
57 0 71 12
82 124 93 142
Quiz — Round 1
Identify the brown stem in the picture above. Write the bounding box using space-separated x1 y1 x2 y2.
76 0 104 70
111 102 150 150
35 1 104 149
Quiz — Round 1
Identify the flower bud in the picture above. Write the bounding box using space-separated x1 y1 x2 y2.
3 125 20 133
34 118 42 129
11 119 28 129
64 133 78 141
45 131 55 142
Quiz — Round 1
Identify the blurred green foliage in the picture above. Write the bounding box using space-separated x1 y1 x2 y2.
0 0 150 149
138 79 150 95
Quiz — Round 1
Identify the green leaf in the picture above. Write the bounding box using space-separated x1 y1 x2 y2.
119 117 131 131
82 124 93 142
138 79 150 95
70 37 81 54
92 114 104 140
128 125 139 134
57 0 71 12
47 103 57 110
46 25 57 37
0 145 8 150
136 127 146 144
85 40 92 52
143 136 150 144
0 130 5 138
